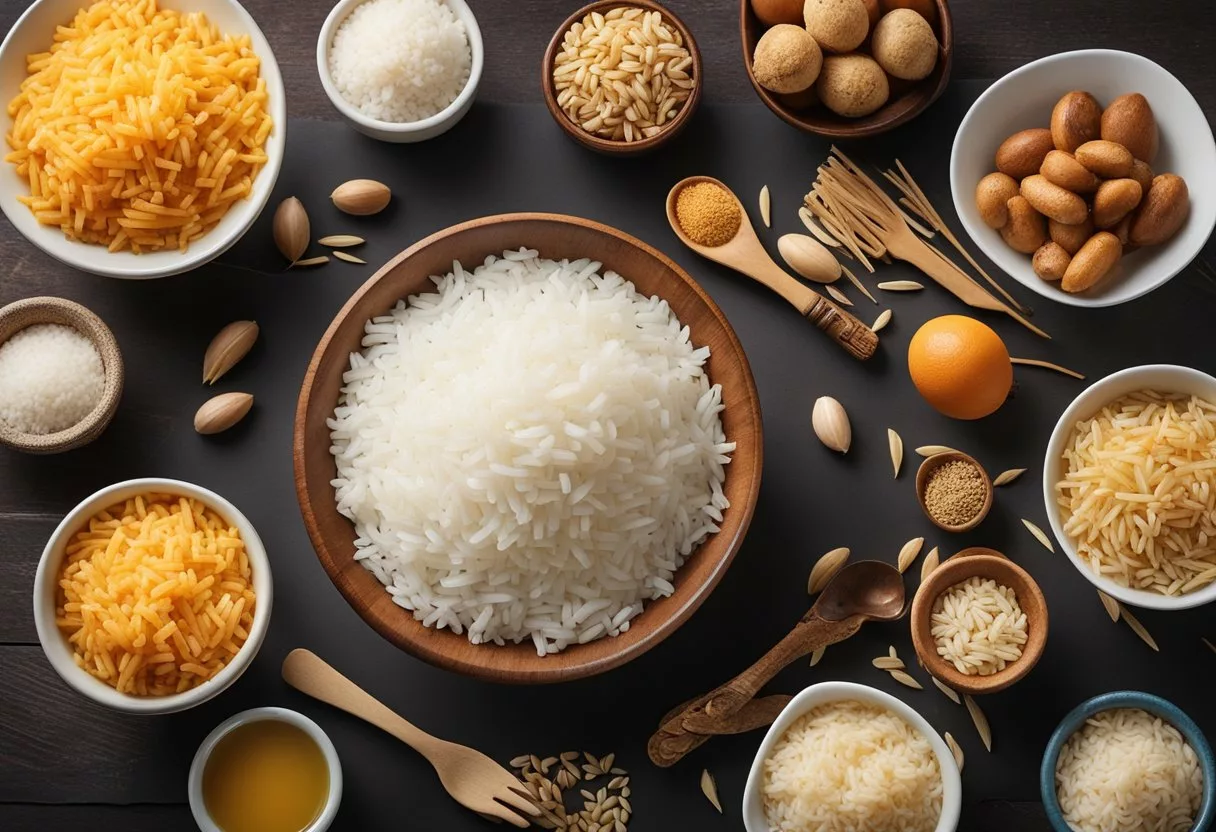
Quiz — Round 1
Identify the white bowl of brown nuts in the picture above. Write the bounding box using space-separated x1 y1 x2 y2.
950 49 1216 307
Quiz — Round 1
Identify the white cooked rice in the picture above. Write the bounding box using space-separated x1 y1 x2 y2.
328 249 733 655
1056 391 1216 597
329 0 471 124
762 700 943 832
1056 708 1202 832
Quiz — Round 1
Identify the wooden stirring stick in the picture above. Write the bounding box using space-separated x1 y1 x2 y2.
666 176 878 361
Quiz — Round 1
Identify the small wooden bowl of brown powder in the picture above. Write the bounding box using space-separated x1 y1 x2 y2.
915 451 992 532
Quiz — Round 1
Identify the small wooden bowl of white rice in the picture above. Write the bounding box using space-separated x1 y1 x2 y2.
743 681 963 832
294 213 762 684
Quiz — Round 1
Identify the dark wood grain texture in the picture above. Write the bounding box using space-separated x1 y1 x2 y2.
294 213 763 684
740 0 954 137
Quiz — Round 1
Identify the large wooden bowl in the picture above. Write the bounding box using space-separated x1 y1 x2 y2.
740 0 953 139
294 214 762 684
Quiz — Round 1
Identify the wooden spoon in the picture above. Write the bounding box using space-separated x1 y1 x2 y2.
647 561 906 767
666 176 878 361
282 649 539 827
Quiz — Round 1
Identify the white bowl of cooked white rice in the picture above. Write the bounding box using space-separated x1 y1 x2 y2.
743 682 962 832
316 0 483 142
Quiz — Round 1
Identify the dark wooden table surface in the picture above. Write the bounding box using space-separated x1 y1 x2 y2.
2 1 1215 830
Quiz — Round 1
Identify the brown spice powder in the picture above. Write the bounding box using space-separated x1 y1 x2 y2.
924 459 987 526
675 182 741 247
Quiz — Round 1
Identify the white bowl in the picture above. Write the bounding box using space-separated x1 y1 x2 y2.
743 681 963 832
1043 364 1216 610
950 50 1216 307
188 707 343 832
0 0 286 280
316 0 483 143
32 478 274 714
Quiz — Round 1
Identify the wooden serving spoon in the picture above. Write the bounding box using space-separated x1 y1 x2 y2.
666 176 879 361
647 561 906 767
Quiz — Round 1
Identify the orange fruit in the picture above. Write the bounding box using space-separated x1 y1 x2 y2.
907 315 1012 420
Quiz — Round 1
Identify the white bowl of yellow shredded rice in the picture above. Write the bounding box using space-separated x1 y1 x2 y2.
33 478 273 714
0 0 286 279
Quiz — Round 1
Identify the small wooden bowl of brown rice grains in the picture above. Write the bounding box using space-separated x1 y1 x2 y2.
1041 691 1214 832
32 478 273 714
910 549 1048 696
1044 364 1216 611
540 0 702 156
742 681 962 832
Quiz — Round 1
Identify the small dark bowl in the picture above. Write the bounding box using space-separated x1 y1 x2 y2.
541 0 702 155
740 0 953 138
1040 691 1215 832
916 451 993 533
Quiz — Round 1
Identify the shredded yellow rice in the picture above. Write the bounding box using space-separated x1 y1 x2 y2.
56 493 256 696
4 0 272 253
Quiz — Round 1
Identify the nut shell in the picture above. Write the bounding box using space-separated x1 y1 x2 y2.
1092 178 1143 229
975 172 1020 229
1129 173 1190 246
331 179 392 216
1062 232 1121 293
272 197 309 263
812 396 852 452
1101 93 1158 163
995 128 1055 180
1050 91 1102 152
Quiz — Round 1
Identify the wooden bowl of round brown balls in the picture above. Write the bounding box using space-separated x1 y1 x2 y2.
0 297 123 455
916 451 992 532
739 0 954 138
541 0 703 156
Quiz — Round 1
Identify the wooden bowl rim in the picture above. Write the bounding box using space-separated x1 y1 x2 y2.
293 212 763 683
915 451 993 532
540 0 703 155
0 296 124 454
910 552 1049 695
738 0 954 138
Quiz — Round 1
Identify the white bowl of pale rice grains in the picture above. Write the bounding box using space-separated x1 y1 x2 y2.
541 0 702 155
1045 364 1216 610
317 0 483 142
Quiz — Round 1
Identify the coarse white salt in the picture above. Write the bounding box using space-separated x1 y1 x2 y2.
0 324 104 435
329 0 471 124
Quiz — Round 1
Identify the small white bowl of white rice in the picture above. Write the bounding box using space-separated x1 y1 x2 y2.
743 681 963 832
317 0 483 142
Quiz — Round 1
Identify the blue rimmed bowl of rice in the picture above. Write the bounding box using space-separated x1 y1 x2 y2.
1041 691 1214 832
316 0 484 142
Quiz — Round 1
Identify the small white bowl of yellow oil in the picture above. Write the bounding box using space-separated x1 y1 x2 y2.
189 707 342 832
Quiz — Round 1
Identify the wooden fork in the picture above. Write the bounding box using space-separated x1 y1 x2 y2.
282 649 540 828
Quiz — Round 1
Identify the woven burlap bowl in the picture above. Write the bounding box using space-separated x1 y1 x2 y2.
0 296 123 454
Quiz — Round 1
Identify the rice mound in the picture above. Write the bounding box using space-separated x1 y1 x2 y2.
328 249 733 655
1056 708 1202 832
762 700 943 832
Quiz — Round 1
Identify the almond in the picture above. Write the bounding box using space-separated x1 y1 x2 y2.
1129 173 1190 246
812 396 851 452
331 179 392 216
1101 93 1158 163
1092 178 1143 228
1032 242 1071 282
272 197 309 263
974 172 1020 229
1039 150 1099 194
1062 232 1121 293
1050 91 1102 152
1049 216 1094 255
995 128 1055 180
1075 140 1134 179
1000 195 1048 253
1020 174 1088 225
202 320 258 385
194 392 254 435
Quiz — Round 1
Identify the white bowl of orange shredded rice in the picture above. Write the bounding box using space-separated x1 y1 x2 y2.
0 0 285 279
33 478 273 713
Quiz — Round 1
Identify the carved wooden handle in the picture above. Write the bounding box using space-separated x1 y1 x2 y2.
804 295 879 360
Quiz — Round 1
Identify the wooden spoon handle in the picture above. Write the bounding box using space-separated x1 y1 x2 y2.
282 649 442 760
803 295 879 361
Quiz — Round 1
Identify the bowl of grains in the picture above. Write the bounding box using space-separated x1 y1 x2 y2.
1041 691 1213 832
0 296 123 454
0 0 285 278
1044 364 1216 610
541 0 702 155
911 549 1048 695
317 0 483 143
32 478 272 714
915 451 993 532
